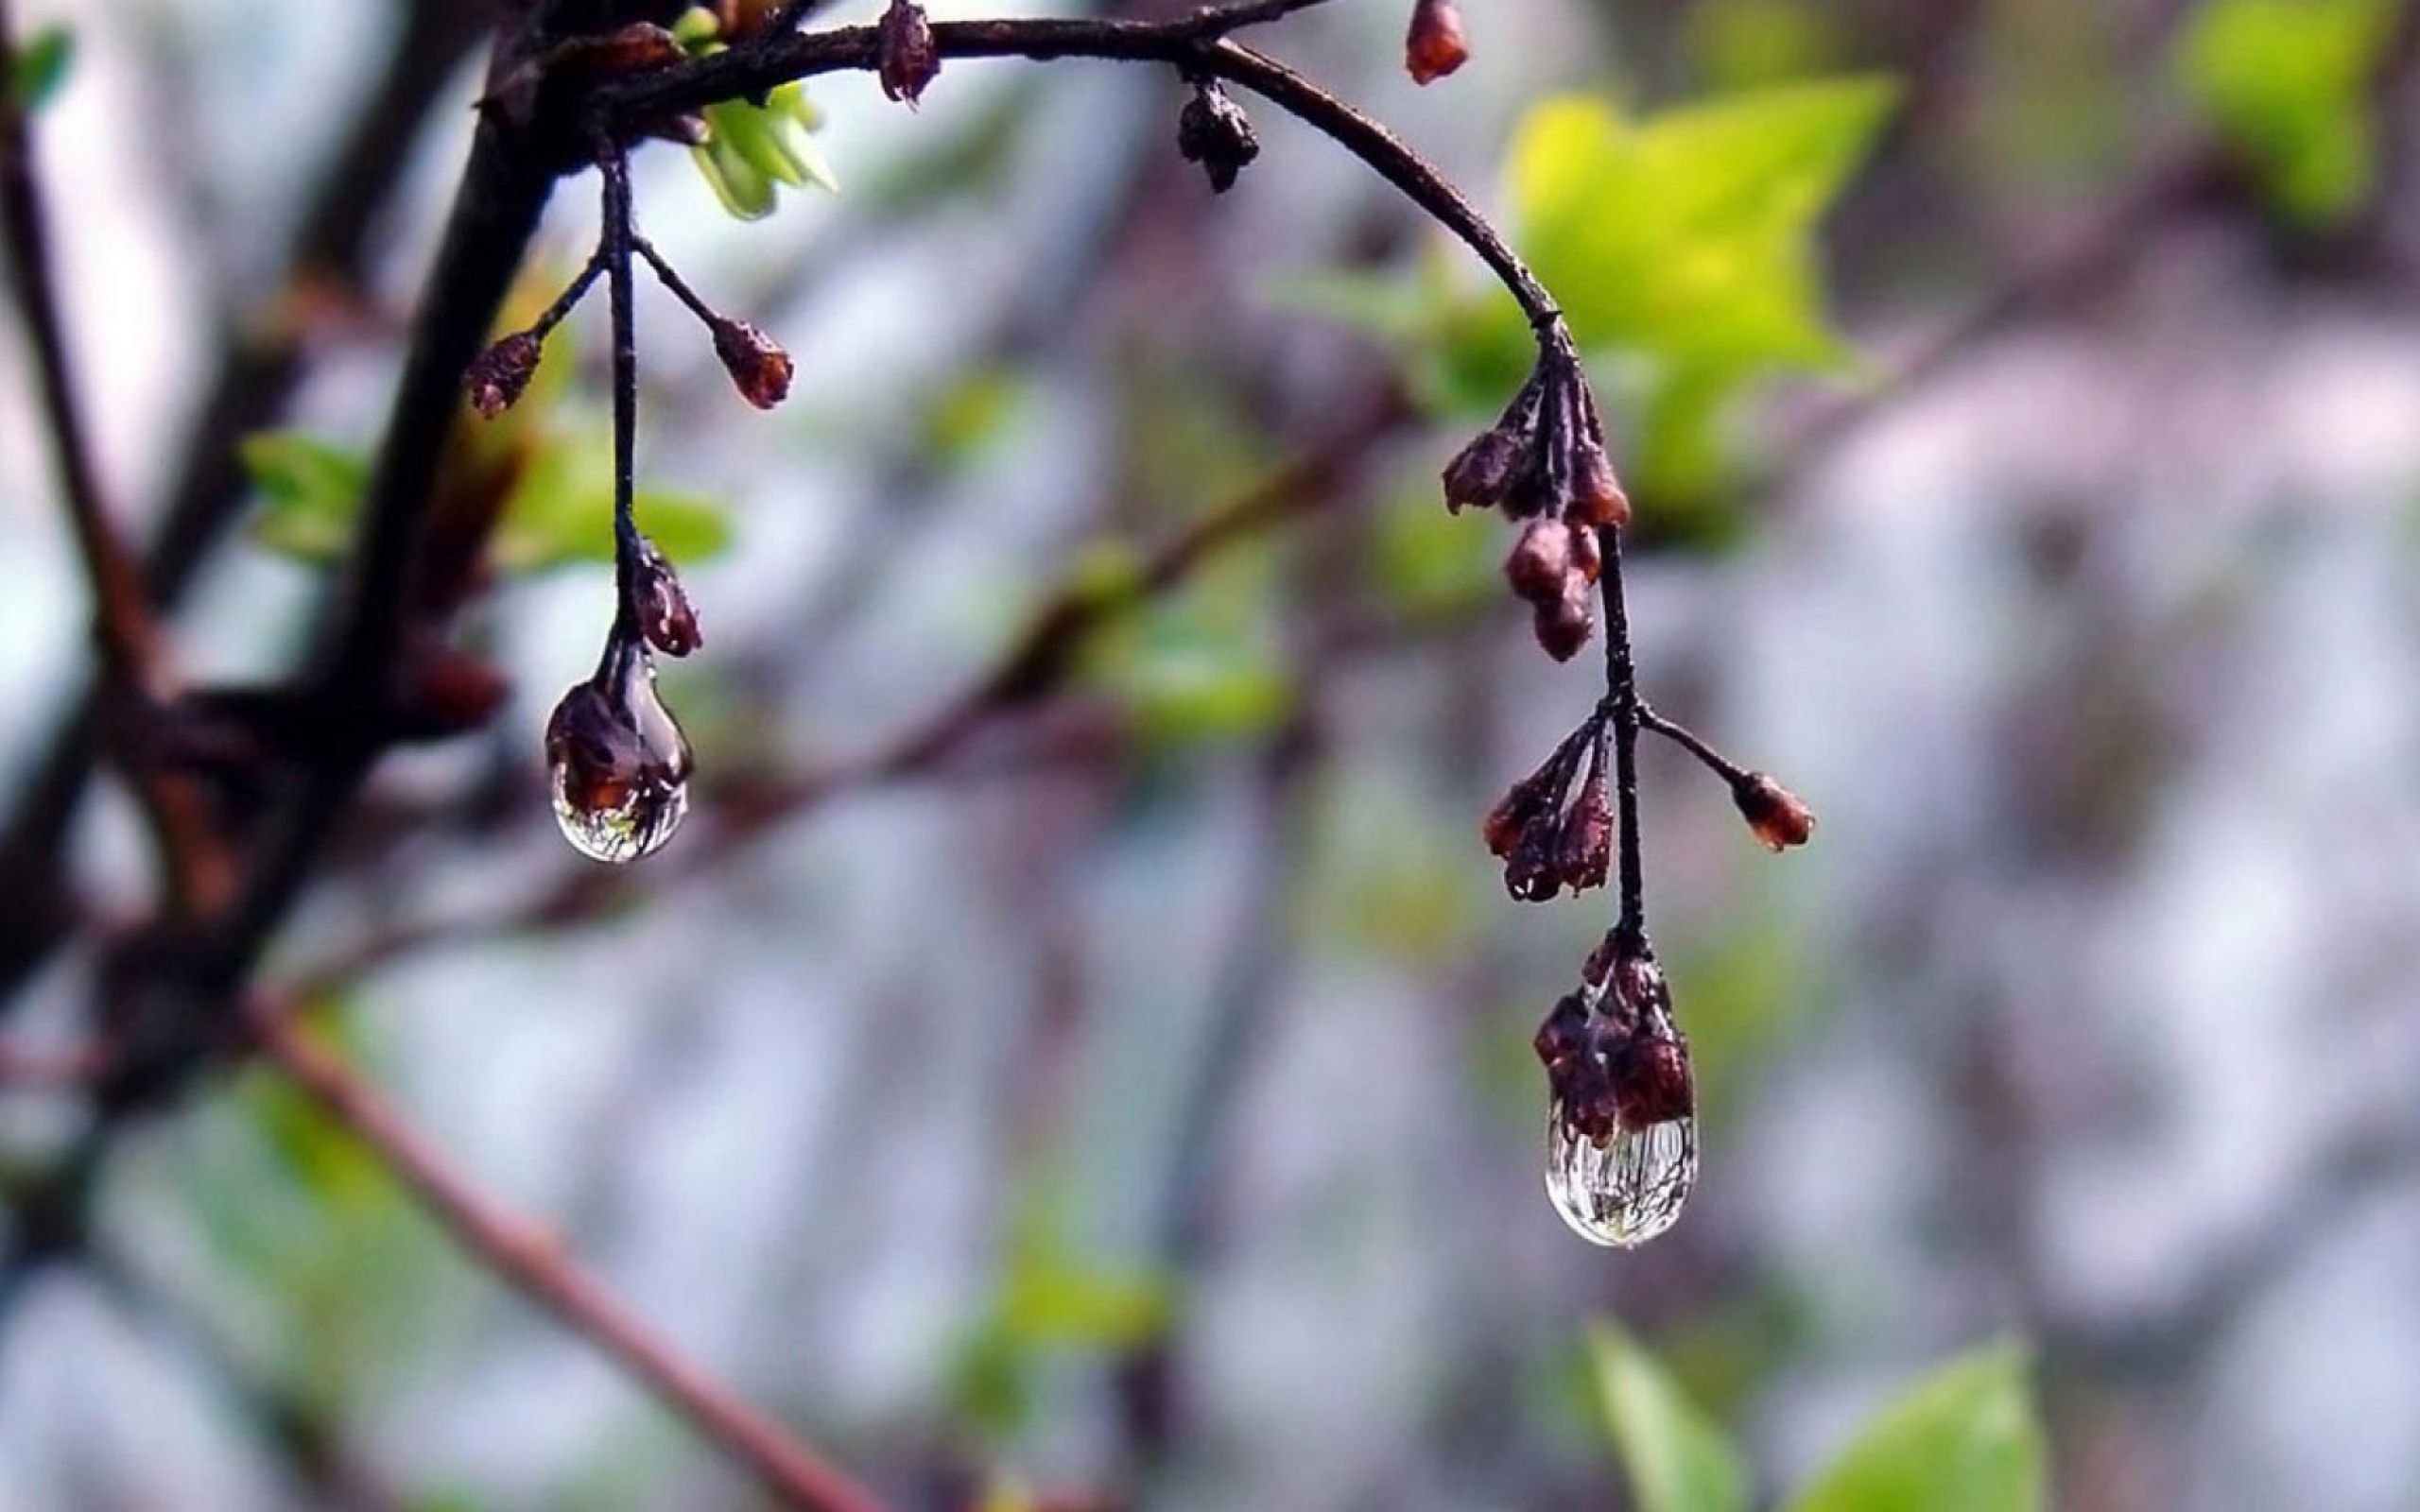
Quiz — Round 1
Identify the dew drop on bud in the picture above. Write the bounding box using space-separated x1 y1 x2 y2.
1545 1108 1696 1248
545 640 694 864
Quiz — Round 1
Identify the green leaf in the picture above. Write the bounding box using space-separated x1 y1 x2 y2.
493 434 733 573
9 24 73 112
1589 1323 1752 1512
241 432 369 560
1788 1343 2046 1512
2177 0 2398 224
691 90 838 218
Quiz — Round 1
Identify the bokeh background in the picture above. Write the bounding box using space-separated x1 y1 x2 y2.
5 0 2420 1507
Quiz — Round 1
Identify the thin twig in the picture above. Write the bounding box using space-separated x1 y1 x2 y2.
246 1000 888 1512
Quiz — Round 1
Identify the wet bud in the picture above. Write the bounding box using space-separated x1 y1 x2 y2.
1571 438 1631 529
1503 517 1571 602
1405 0 1469 84
631 536 703 657
1443 426 1526 514
1555 734 1611 892
1532 992 1591 1069
1532 581 1594 662
877 0 940 106
465 331 542 419
1484 722 1592 859
1505 819 1563 902
1733 772 1816 851
1566 520 1602 583
1177 80 1259 194
1609 1031 1695 1126
546 638 694 865
710 318 793 409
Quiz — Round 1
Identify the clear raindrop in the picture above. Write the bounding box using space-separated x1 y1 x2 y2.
1545 1109 1696 1248
545 638 693 864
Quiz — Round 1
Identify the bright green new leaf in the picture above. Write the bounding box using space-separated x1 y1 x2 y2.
9 24 73 111
493 435 733 573
691 85 838 219
2177 0 2399 224
241 432 371 560
1510 77 1898 371
1589 1323 1752 1512
1788 1342 2047 1512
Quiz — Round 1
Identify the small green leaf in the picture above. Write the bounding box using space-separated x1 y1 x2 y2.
1589 1323 1752 1512
1787 1343 2046 1512
492 434 733 573
9 24 73 112
691 90 838 218
2177 0 2398 224
241 431 369 561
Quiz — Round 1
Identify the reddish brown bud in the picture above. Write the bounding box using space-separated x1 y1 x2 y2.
1733 772 1816 851
1609 1032 1695 1125
877 0 940 106
1505 820 1563 902
1571 438 1631 529
1405 0 1469 85
1443 427 1526 514
1555 735 1611 892
1177 80 1260 194
1532 582 1594 662
1485 722 1592 859
711 318 793 409
1533 992 1591 1069
631 537 703 657
1566 520 1602 583
1504 517 1571 602
465 331 543 419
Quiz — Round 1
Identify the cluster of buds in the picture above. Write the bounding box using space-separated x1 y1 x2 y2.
1483 713 1611 902
1405 0 1469 85
1536 935 1694 1144
1178 78 1260 195
1443 355 1628 661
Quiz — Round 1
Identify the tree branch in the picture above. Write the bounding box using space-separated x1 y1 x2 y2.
246 999 887 1512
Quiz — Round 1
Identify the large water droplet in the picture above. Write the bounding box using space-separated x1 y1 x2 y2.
545 640 693 864
1545 1109 1696 1247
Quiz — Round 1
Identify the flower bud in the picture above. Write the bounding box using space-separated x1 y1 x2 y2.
631 536 703 657
876 0 940 106
710 318 793 409
1443 426 1525 514
465 331 542 419
1571 438 1631 529
1503 517 1571 602
1566 519 1602 582
1532 580 1594 662
1177 80 1260 194
1555 736 1611 892
1405 0 1469 85
1732 772 1816 851
1532 992 1590 1069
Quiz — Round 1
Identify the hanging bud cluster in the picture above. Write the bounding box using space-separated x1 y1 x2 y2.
1536 933 1698 1247
1443 354 1628 661
1404 0 1469 85
1178 78 1260 194
1483 713 1612 902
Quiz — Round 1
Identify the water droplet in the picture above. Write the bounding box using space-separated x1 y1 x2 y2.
1545 1108 1696 1248
545 639 693 864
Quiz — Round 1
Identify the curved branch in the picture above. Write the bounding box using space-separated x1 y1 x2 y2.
249 1000 887 1512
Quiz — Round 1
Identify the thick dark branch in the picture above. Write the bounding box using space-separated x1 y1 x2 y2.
248 1001 886 1512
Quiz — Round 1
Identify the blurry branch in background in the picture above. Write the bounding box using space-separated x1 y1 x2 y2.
284 387 1414 990
0 0 484 1001
0 0 231 917
245 996 890 1512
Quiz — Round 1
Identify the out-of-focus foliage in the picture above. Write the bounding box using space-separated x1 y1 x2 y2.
7 21 72 112
1592 1322 1751 1512
2177 0 2402 224
1596 1330 2047 1512
1788 1344 2046 1512
674 7 838 218
1299 77 1896 529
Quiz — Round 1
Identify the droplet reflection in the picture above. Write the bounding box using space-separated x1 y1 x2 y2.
1545 1109 1696 1248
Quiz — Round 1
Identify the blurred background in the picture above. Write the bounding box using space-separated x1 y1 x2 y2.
4 0 2420 1507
